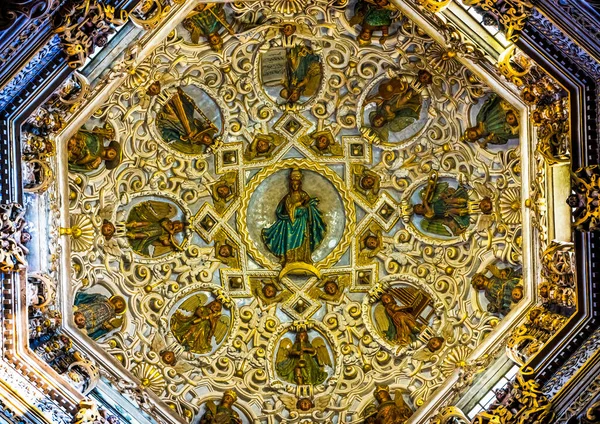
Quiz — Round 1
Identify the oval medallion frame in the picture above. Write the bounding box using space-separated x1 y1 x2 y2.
237 158 356 270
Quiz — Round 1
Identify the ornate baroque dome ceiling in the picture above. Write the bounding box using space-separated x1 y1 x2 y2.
14 0 580 423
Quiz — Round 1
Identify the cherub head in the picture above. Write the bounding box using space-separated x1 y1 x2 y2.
315 135 330 151
364 235 379 250
101 220 115 240
281 24 296 37
511 286 524 302
296 330 309 343
146 81 161 96
256 138 271 154
216 184 231 199
324 280 339 296
262 283 278 299
160 350 177 366
218 243 233 258
426 337 445 352
360 174 377 190
296 398 313 411
208 300 223 313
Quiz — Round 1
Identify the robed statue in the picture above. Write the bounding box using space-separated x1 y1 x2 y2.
413 171 470 237
182 4 233 52
349 0 396 45
156 87 219 154
170 294 229 354
366 76 422 142
126 200 186 257
462 94 519 148
73 292 126 340
262 168 326 269
67 127 122 173
275 330 332 386
374 293 421 346
199 390 242 424
280 44 322 104
363 386 413 424
472 264 523 316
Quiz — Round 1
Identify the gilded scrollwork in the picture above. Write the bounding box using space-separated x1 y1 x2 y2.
22 0 574 422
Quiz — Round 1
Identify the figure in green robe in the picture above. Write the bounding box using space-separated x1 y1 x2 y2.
463 93 519 148
156 87 219 154
280 44 321 104
413 172 470 237
378 293 420 345
182 4 232 52
73 292 126 340
262 168 326 266
199 391 242 424
125 200 186 257
170 296 229 354
472 264 523 316
275 330 332 386
67 127 122 173
349 0 396 45
367 77 423 142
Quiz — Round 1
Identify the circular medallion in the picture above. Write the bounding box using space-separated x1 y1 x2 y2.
238 159 355 270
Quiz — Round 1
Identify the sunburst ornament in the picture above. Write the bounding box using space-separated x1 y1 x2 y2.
60 215 95 252
439 345 472 376
499 187 521 225
268 0 309 15
132 363 165 394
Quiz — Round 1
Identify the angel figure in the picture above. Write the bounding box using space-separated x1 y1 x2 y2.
156 87 219 154
472 264 523 316
375 293 421 346
366 76 423 142
250 279 291 307
67 126 122 173
199 390 242 424
275 330 332 386
279 394 331 413
170 295 230 354
280 43 322 104
349 0 397 45
182 4 233 52
462 94 519 148
309 276 349 304
303 131 343 156
413 172 471 237
244 133 283 161
126 200 186 257
371 386 413 424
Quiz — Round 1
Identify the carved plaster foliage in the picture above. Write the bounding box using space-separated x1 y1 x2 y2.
460 0 534 43
48 2 534 421
471 373 554 424
570 166 600 232
15 0 580 423
0 203 30 272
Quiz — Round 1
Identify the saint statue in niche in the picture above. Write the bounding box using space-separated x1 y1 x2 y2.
365 72 431 143
262 168 326 275
67 126 122 173
156 87 219 154
125 200 186 257
280 43 321 104
462 93 520 148
413 171 471 237
73 292 126 340
472 264 523 316
170 294 230 354
182 4 233 52
198 390 242 424
362 386 413 424
349 0 397 45
275 329 332 386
